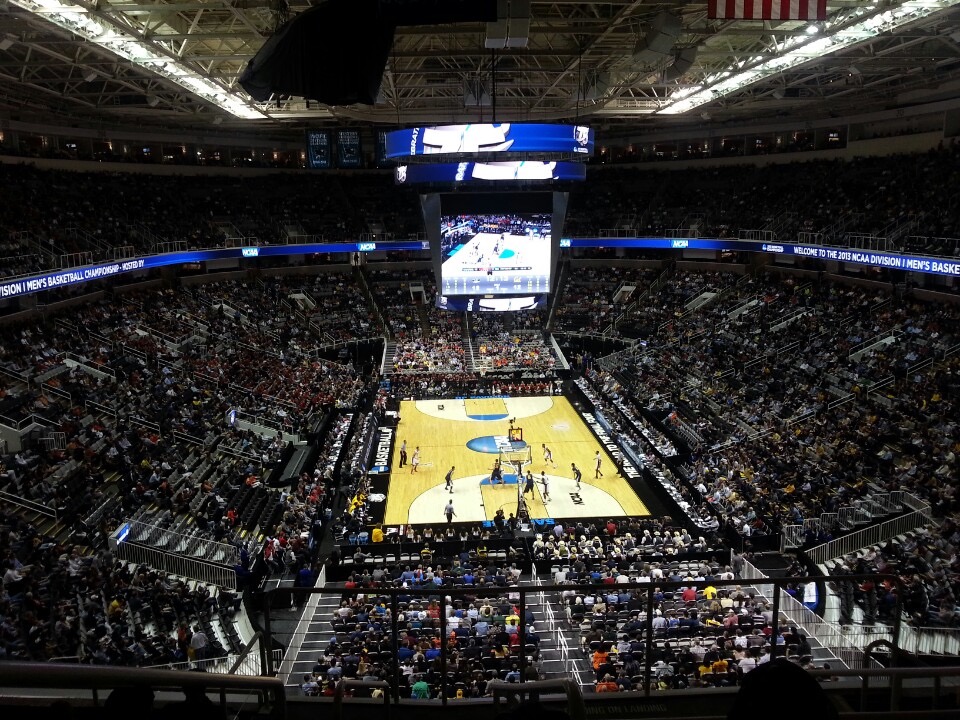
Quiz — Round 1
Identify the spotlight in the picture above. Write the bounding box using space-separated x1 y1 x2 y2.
0 38 13 52
84 70 98 82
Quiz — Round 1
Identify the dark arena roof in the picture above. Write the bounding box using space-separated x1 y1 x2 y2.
0 0 958 135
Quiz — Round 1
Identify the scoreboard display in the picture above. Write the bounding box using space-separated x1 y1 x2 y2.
438 193 555 296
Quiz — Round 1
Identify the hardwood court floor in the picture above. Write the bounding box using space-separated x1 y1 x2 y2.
384 395 649 526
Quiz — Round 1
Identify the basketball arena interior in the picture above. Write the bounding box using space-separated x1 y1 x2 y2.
1 1 960 718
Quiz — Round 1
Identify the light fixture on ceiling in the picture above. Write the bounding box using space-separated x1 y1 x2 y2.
8 0 266 119
83 70 98 82
658 0 960 115
771 88 785 99
0 37 13 52
212 116 223 125
145 94 159 107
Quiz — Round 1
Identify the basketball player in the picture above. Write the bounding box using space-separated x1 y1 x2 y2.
513 458 524 479
542 444 557 469
490 459 503 486
523 471 535 497
445 466 455 493
399 440 407 468
540 471 550 501
571 463 582 490
410 446 420 474
594 451 604 479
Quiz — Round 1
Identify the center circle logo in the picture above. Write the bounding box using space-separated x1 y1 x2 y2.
466 435 528 454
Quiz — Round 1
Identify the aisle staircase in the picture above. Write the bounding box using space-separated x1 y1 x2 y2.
280 583 344 691
382 340 397 376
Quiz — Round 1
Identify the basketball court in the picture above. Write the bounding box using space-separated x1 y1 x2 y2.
383 395 650 526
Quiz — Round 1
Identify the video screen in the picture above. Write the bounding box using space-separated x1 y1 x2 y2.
385 123 595 158
395 161 586 185
440 212 551 295
436 294 547 312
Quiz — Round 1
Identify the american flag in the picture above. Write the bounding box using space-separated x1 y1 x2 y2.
707 0 827 20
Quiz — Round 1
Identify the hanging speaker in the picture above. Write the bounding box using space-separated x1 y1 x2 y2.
633 11 683 65
664 46 698 81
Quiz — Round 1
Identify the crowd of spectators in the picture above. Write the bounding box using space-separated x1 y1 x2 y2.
561 560 823 691
0 512 245 664
0 163 424 278
533 517 718 564
292 272 380 344
825 516 960 628
300 550 539 700
552 267 656 335
4 144 958 285
565 143 960 248
557 266 957 625
471 311 557 374
0 275 380 661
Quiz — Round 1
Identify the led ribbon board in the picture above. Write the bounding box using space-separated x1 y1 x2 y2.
384 124 594 159
564 237 960 277
3 237 957 300
395 161 587 184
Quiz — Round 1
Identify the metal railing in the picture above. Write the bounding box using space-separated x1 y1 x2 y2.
277 566 327 682
739 556 887 669
0 489 57 520
0 662 285 717
489 678 586 720
737 229 776 243
116 529 237 589
804 501 932 566
265 573 911 702
848 329 901 360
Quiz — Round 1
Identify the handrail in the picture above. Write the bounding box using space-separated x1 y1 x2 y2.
0 489 57 520
269 572 906 700
334 679 390 720
489 678 586 720
0 662 285 717
228 631 265 675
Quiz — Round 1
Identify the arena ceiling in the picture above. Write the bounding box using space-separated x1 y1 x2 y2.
0 0 959 137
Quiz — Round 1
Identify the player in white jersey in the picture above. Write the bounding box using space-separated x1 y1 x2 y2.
541 444 557 469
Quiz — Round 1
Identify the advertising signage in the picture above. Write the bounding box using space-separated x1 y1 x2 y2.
563 238 960 278
0 240 429 300
1 237 955 300
384 123 594 158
